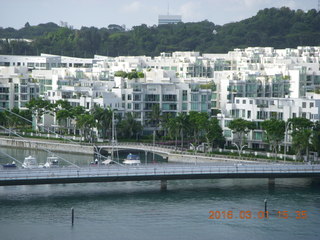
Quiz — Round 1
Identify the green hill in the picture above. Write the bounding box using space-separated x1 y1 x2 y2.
0 7 319 57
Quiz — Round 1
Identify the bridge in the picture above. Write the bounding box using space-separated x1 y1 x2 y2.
96 142 176 157
1 163 319 189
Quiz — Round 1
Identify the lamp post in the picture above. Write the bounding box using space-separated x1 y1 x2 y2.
153 130 155 162
284 121 291 163
232 142 247 158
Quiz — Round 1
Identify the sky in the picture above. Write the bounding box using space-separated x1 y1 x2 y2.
0 0 318 30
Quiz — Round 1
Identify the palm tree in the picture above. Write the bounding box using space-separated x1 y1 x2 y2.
76 112 96 142
149 104 161 128
167 117 179 149
93 106 113 141
188 111 209 145
118 113 142 139
176 113 189 149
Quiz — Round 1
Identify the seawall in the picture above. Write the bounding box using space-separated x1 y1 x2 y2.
0 137 93 155
169 153 243 163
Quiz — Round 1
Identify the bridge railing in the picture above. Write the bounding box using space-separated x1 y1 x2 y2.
0 164 319 182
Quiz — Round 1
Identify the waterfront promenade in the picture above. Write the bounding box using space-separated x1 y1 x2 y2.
0 163 319 187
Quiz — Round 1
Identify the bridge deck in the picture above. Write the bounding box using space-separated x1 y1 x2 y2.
0 164 320 186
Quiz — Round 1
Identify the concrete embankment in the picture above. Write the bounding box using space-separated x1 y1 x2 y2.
168 153 265 164
0 137 93 155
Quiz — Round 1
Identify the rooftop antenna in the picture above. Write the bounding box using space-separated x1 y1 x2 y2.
318 0 320 12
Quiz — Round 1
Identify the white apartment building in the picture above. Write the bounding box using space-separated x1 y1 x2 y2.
0 66 39 109
1 46 320 141
220 93 320 149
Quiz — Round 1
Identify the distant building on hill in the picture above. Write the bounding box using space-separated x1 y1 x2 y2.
158 15 182 25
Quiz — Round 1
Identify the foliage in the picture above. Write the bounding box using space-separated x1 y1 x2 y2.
118 113 142 139
1 8 320 56
175 113 189 149
228 118 255 151
148 104 161 128
114 71 128 78
188 111 208 145
205 118 225 149
114 70 144 79
261 119 285 157
312 121 320 155
199 81 216 90
92 105 113 140
288 117 314 159
76 112 96 142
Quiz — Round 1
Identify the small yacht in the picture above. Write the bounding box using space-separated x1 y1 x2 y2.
123 153 141 165
44 156 59 168
2 161 17 169
22 156 38 169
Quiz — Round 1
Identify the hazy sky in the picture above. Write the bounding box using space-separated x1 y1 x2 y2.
0 0 318 29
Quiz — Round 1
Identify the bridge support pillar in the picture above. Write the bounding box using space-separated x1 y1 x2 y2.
268 178 275 186
160 180 167 191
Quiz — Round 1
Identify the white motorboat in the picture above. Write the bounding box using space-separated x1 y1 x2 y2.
44 156 59 168
22 156 38 169
123 153 141 165
101 156 112 165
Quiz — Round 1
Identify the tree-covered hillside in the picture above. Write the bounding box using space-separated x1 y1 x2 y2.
0 7 319 57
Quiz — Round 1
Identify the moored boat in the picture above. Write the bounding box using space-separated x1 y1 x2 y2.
2 161 17 169
123 153 141 165
22 156 38 169
44 156 59 168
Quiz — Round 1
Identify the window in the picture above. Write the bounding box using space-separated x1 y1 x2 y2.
182 103 188 110
253 132 263 141
236 99 240 104
250 100 253 104
191 94 198 101
134 103 140 110
191 103 198 111
127 94 132 101
145 94 159 102
133 94 141 101
14 84 19 93
310 102 314 108
201 95 207 102
162 94 177 102
201 103 207 112
182 90 188 101
224 130 231 138
302 102 306 108
243 99 246 104
163 103 177 110
127 103 132 109
122 94 125 101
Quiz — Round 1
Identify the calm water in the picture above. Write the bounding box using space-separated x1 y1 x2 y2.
0 147 320 240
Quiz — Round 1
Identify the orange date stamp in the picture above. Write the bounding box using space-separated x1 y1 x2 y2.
208 210 307 220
